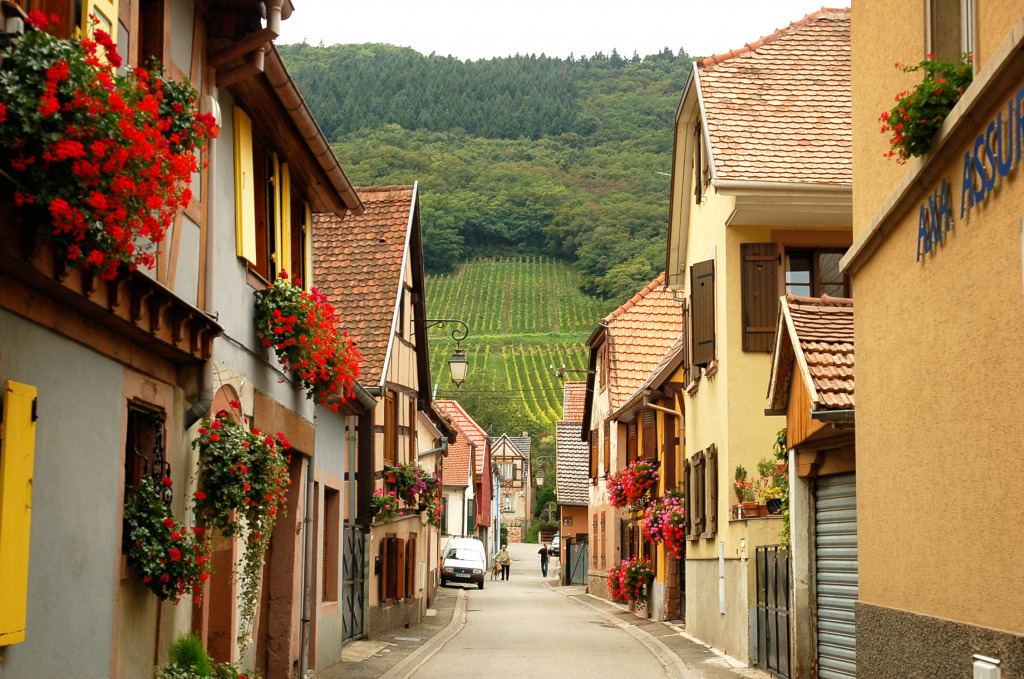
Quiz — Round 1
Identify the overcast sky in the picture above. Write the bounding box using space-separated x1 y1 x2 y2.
277 1 851 61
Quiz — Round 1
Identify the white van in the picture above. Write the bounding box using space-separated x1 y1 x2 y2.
440 536 487 589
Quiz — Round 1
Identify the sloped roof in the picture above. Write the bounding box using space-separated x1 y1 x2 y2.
313 186 414 385
556 421 589 506
562 382 587 422
697 8 851 185
767 293 854 412
441 421 471 487
610 332 686 421
508 435 531 459
436 400 487 475
600 273 684 412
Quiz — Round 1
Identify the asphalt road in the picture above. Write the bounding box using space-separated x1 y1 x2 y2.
411 542 670 678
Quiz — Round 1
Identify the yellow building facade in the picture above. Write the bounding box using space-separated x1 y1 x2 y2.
845 3 1024 675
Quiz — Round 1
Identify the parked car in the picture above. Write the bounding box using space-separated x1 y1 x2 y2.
440 536 487 589
550 534 560 557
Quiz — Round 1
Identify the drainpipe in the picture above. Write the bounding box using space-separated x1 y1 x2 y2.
210 0 283 89
643 395 683 489
417 437 446 605
298 446 315 679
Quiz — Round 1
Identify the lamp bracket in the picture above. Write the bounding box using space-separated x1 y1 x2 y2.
420 318 469 344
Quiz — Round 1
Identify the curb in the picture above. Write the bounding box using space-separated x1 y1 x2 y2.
378 588 467 679
543 581 694 679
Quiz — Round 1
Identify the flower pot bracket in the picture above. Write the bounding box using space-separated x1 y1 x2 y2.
0 212 222 363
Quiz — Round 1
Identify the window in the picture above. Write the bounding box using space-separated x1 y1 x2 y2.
785 249 849 299
408 398 416 461
378 535 406 603
927 0 974 65
440 497 448 534
124 404 167 493
82 0 119 46
690 259 716 367
321 487 340 603
499 463 516 481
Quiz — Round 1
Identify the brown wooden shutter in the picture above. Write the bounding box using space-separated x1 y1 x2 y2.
741 243 780 352
682 299 691 385
691 260 716 367
682 458 692 536
691 451 705 534
384 392 396 466
663 427 677 490
589 428 598 478
408 398 416 461
694 120 703 202
603 421 611 477
406 534 417 597
396 538 406 599
379 539 388 602
626 422 638 463
642 409 657 459
706 445 718 534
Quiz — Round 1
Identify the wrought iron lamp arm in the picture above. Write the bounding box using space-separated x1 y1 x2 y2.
420 318 469 343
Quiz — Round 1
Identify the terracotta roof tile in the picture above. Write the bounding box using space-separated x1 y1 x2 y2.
698 8 851 185
601 273 684 412
442 422 471 487
768 293 854 411
610 333 686 419
313 186 414 385
436 400 488 475
556 420 590 506
562 381 587 422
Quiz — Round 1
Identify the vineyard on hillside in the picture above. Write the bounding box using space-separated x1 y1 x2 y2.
425 256 610 336
425 258 612 434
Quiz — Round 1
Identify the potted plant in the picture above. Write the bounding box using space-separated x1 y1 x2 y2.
756 457 777 516
0 13 214 279
762 485 784 515
734 465 758 517
606 557 654 611
879 53 973 162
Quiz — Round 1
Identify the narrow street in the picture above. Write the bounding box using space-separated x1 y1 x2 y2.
412 542 669 678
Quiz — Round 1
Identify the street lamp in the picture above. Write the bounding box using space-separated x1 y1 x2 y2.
533 455 555 487
549 363 594 380
420 318 470 386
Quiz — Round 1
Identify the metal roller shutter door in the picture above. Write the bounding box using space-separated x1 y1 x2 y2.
814 473 858 678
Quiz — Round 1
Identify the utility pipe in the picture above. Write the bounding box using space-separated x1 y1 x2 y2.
298 446 315 679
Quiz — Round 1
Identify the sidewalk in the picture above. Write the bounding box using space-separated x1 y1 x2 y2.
548 583 770 679
316 585 465 679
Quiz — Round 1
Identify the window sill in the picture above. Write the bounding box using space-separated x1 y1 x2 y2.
685 378 700 397
704 360 718 378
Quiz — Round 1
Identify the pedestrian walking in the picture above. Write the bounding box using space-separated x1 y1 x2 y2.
538 543 550 577
495 544 511 580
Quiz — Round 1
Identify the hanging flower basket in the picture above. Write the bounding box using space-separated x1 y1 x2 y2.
371 488 399 523
123 477 213 605
254 273 362 409
642 490 686 558
0 13 214 279
192 403 291 653
384 461 442 526
607 459 659 511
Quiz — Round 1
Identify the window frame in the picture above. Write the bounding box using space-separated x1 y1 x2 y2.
783 247 851 299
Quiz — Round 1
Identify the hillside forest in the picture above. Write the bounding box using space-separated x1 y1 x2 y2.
278 42 695 302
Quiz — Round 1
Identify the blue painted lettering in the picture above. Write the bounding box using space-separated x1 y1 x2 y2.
1017 85 1024 164
917 203 930 261
997 108 1014 177
973 135 987 204
984 121 997 191
937 179 951 237
961 151 974 218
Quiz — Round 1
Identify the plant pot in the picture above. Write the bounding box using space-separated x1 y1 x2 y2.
741 501 759 518
386 472 397 484
418 503 427 512
369 504 380 517
731 503 740 520
758 503 769 517
766 498 783 515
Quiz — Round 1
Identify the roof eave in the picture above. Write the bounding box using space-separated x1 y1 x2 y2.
714 180 853 228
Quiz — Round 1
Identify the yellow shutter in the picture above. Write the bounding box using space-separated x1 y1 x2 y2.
303 203 313 291
279 162 292 277
270 153 281 276
0 381 37 646
81 0 119 43
233 108 257 265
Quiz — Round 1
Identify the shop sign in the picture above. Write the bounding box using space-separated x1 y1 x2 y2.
917 87 1024 261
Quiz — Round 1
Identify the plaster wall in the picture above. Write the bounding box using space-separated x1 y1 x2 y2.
685 557 750 664
442 487 467 538
0 311 136 678
313 409 350 669
850 0 1023 240
850 84 1024 632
